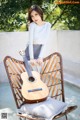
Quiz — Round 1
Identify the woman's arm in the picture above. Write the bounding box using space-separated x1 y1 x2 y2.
29 23 34 60
38 23 51 59
36 23 51 66
29 23 38 66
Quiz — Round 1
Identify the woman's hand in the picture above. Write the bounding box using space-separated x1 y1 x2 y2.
36 58 43 66
30 59 37 66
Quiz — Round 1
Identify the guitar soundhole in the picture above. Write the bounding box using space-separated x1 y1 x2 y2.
29 77 35 82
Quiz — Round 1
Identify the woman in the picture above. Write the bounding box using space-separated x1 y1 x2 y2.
24 5 51 71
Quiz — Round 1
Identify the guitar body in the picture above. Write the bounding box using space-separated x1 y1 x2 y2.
21 71 49 103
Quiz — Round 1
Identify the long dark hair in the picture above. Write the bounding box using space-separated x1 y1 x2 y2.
28 5 43 23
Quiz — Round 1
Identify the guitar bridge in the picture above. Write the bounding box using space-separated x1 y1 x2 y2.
28 88 42 92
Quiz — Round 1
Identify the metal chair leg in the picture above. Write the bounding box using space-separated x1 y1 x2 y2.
65 114 68 120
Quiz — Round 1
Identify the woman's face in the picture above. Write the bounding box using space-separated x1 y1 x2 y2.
30 10 42 24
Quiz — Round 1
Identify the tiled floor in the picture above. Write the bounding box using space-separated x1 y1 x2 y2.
0 82 80 120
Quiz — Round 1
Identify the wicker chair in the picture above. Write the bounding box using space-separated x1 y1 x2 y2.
4 52 77 120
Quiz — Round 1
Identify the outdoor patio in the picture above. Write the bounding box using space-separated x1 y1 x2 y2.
0 1 80 119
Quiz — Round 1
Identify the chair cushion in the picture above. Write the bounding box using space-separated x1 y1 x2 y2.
19 97 67 119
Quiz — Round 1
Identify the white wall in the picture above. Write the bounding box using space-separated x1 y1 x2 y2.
57 30 80 74
57 30 80 62
0 30 80 85
57 30 80 87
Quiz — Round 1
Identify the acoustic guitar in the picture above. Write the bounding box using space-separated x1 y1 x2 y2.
21 57 49 103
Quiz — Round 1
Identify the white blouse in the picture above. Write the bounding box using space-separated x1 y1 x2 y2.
28 22 51 59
